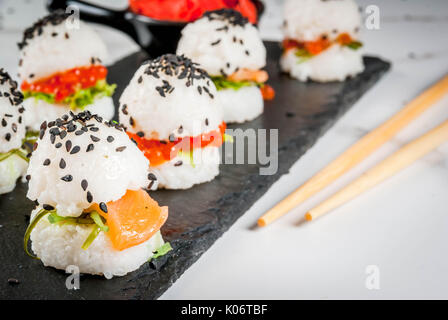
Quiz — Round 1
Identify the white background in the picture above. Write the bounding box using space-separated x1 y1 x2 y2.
0 0 447 299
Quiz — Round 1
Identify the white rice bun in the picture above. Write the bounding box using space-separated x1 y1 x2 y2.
18 12 108 82
23 96 114 132
283 0 362 42
151 146 220 190
280 44 364 82
29 207 165 279
119 55 223 140
218 85 263 123
0 71 26 153
177 10 266 76
0 154 28 194
26 112 152 217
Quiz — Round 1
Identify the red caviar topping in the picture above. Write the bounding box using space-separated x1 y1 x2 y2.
282 33 355 56
128 122 226 167
21 65 108 102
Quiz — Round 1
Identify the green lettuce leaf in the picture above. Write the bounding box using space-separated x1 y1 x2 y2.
23 80 116 111
211 76 261 91
149 242 173 262
345 41 363 50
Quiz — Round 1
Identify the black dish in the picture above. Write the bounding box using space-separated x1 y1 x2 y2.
47 0 265 56
0 42 390 299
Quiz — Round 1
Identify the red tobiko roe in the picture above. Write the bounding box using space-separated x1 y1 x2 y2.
21 65 108 102
129 0 258 24
127 122 226 167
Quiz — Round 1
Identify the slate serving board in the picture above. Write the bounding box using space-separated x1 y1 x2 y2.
0 42 390 299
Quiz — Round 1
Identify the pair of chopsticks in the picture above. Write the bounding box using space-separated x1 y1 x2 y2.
258 74 448 227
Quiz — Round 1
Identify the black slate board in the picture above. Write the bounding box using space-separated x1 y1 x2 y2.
0 42 390 299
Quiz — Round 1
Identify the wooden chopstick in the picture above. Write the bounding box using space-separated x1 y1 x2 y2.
305 120 448 221
258 74 448 227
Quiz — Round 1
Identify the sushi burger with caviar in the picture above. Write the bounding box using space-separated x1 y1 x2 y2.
280 0 365 82
18 10 116 132
177 9 274 123
24 111 169 279
119 54 226 190
0 69 29 194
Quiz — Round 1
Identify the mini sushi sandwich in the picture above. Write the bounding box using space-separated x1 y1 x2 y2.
176 9 274 124
119 54 226 189
0 69 29 194
280 0 365 82
24 111 170 279
18 10 116 132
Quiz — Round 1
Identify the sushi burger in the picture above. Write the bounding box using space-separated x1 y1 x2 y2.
176 9 274 124
18 10 116 132
280 0 365 82
119 54 225 190
0 69 28 194
24 111 169 279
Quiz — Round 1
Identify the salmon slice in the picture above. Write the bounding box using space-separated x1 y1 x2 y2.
89 189 168 251
227 68 269 83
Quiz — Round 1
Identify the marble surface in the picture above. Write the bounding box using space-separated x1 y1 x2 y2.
0 0 447 299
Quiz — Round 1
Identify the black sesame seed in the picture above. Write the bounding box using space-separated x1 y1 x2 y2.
174 161 183 167
43 159 51 166
5 133 11 141
59 130 67 139
25 174 31 181
75 130 84 136
1 119 6 127
205 118 209 126
129 117 135 127
136 132 144 138
90 135 100 142
168 134 176 142
86 191 93 203
138 76 143 83
99 202 108 213
107 136 114 142
81 179 88 191
39 129 45 140
116 146 127 152
86 144 94 152
55 142 62 148
70 146 80 154
148 173 157 181
43 204 54 211
59 158 66 169
61 175 73 182
65 140 72 152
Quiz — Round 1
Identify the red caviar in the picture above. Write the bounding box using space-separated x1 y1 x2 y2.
21 65 108 102
127 122 227 167
129 0 258 24
282 33 355 56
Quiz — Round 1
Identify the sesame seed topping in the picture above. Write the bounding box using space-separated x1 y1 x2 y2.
61 175 73 182
81 179 88 191
99 202 108 213
59 158 66 169
43 159 51 166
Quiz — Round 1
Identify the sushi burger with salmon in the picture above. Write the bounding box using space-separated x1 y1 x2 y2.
280 0 365 82
0 69 29 194
119 54 225 190
24 111 169 279
18 10 116 132
176 9 274 123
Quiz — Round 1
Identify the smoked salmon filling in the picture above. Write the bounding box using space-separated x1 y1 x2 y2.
127 122 227 167
283 33 363 57
24 189 168 256
211 69 275 100
21 65 116 110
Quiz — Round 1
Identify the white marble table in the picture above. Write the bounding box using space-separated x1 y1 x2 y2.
0 0 447 299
